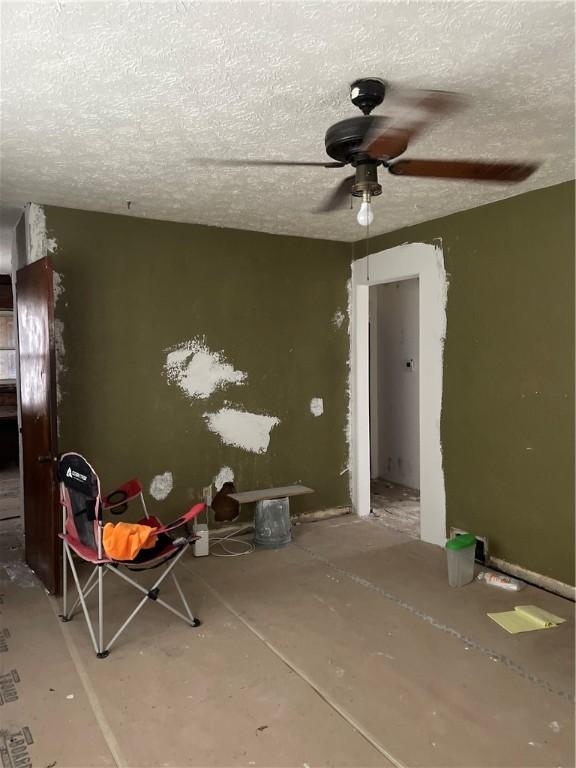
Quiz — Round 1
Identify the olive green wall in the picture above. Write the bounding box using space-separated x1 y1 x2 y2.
46 206 351 523
356 181 575 585
46 180 574 584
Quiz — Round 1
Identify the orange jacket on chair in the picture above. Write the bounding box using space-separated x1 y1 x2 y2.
102 522 158 561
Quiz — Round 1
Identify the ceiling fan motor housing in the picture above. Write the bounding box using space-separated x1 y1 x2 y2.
325 116 384 163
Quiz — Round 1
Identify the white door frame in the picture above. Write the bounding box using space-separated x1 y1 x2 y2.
350 242 448 546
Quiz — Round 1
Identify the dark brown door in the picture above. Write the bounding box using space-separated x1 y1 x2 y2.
16 256 60 594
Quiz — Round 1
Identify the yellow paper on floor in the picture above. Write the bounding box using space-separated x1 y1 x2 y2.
488 605 566 634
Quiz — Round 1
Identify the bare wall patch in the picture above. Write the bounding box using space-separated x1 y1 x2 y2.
333 309 345 329
214 466 234 491
310 397 324 417
149 471 173 501
164 338 247 401
203 408 279 454
53 271 66 413
344 277 352 480
27 203 57 263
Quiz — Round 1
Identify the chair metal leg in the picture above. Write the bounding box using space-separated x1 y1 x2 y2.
64 545 99 655
61 542 200 657
66 566 99 619
154 593 200 626
61 538 68 619
103 547 199 652
172 572 198 624
77 567 109 610
97 566 107 658
104 590 150 652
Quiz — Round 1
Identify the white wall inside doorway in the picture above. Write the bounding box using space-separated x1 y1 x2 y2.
370 278 420 490
351 242 447 547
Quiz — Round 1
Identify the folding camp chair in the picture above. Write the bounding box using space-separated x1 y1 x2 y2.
59 452 204 658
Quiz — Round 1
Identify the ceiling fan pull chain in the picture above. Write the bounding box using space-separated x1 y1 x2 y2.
366 218 371 282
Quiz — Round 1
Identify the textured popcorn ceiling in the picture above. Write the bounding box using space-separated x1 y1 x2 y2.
1 1 574 242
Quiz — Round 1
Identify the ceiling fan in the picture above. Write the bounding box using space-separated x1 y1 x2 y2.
197 78 539 227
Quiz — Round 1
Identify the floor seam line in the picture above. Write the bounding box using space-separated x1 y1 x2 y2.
292 541 575 703
46 592 127 768
184 563 406 768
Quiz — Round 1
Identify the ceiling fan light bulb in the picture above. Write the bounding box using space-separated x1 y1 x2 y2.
357 200 374 227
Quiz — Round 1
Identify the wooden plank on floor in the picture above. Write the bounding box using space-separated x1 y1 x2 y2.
229 485 314 504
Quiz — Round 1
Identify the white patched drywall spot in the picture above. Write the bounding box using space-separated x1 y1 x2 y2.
53 271 65 304
214 465 234 491
52 271 66 410
165 338 247 401
28 203 57 263
149 472 173 501
310 397 324 417
204 408 280 454
54 319 65 406
344 276 352 479
333 309 345 329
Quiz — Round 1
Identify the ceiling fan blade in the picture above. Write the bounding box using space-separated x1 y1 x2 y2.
190 158 345 168
315 175 355 213
362 127 411 161
362 90 464 160
388 159 539 182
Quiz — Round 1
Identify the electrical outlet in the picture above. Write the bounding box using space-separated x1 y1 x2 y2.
202 485 213 506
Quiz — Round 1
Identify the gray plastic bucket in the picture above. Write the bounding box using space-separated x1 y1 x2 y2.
254 497 291 549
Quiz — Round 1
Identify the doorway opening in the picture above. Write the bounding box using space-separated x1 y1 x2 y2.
369 278 420 538
0 206 61 593
0 274 22 561
350 242 447 547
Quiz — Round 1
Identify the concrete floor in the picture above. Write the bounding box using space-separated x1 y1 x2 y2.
0 465 20 520
0 504 574 767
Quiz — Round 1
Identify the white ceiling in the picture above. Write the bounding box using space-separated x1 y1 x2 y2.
1 1 574 242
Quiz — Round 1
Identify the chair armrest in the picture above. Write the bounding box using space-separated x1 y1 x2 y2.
155 503 206 534
102 478 143 509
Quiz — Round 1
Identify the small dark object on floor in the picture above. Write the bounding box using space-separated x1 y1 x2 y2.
257 725 269 732
212 482 240 522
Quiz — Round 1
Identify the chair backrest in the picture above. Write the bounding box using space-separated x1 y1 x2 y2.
59 452 102 553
